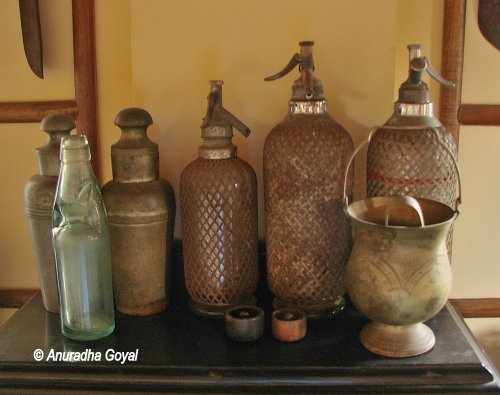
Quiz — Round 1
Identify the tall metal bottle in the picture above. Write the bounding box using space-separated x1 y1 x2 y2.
264 41 354 317
102 108 176 316
24 114 75 313
180 80 258 318
366 45 458 253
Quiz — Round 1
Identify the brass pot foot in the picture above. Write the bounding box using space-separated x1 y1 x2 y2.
360 321 435 358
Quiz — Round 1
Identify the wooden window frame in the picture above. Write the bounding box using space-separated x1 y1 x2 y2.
0 0 99 179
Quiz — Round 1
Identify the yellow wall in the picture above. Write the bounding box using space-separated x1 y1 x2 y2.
128 0 398 237
0 0 74 288
1 2 499 360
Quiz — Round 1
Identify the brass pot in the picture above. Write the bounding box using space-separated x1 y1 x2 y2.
343 136 461 357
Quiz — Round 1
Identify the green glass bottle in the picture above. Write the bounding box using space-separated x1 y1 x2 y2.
52 135 115 341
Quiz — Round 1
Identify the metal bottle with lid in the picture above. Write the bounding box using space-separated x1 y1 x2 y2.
101 108 176 316
264 41 354 317
180 80 258 318
24 114 75 313
367 44 458 247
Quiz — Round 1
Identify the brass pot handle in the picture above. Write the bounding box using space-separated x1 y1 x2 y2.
384 196 425 227
343 127 379 210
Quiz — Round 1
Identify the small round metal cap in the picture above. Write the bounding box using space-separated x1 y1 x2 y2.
299 41 314 47
225 306 264 342
272 308 307 342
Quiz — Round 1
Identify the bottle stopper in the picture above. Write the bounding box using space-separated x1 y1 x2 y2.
224 306 264 342
272 308 307 342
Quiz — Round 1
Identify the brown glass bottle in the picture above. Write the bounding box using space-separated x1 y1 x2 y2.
264 41 354 317
180 81 258 318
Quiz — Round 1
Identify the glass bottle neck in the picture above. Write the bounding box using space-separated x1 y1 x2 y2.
58 136 97 200
60 135 92 163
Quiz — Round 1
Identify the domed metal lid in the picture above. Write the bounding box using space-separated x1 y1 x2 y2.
36 114 75 176
111 107 159 182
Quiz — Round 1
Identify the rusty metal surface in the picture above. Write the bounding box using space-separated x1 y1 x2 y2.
181 157 259 317
264 107 353 316
224 306 264 342
102 108 176 316
271 308 307 342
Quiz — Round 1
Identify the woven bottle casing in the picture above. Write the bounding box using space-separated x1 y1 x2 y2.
367 126 458 207
181 158 258 315
264 110 353 315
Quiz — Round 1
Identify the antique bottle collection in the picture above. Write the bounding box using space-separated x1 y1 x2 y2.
52 135 115 340
180 80 259 318
263 41 354 317
24 114 74 313
102 108 175 316
19 42 461 354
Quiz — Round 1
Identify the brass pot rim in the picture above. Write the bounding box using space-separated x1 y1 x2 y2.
346 196 458 230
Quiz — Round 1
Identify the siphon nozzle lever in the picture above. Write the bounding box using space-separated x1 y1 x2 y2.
201 80 250 137
264 41 316 99
407 44 455 88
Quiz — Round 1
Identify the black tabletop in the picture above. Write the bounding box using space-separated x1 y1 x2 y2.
0 289 499 393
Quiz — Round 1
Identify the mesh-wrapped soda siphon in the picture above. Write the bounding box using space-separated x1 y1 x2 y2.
180 81 258 318
264 41 354 317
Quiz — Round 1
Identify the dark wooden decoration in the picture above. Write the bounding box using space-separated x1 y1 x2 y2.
0 101 77 123
458 104 500 125
451 298 500 318
439 0 466 144
72 0 99 179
